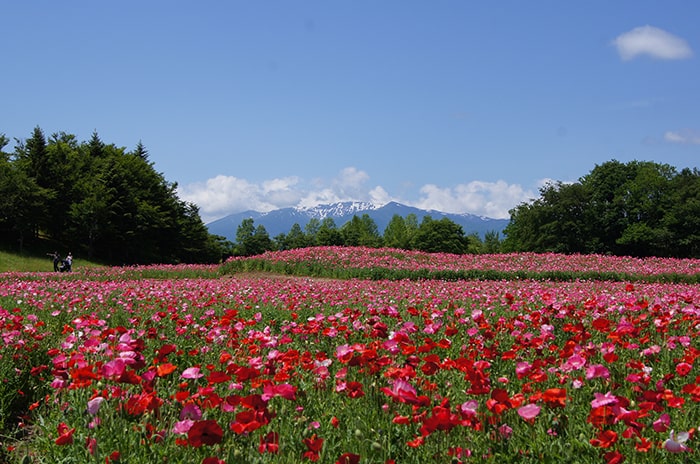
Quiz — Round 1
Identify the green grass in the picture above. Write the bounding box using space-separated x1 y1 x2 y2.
0 247 105 273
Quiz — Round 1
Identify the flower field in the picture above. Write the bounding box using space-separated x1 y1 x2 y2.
1 248 698 463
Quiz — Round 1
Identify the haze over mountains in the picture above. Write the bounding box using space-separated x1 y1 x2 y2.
206 201 509 241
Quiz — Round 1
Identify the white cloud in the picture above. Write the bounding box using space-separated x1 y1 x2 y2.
179 168 534 223
412 180 536 219
664 129 700 145
178 175 302 222
612 25 693 61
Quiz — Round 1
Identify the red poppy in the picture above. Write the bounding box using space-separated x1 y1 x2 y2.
188 420 224 447
156 362 177 377
590 429 618 448
55 422 75 445
259 431 279 454
302 434 324 461
207 371 231 384
603 450 626 464
336 453 360 464
346 381 365 399
587 406 615 429
542 388 567 408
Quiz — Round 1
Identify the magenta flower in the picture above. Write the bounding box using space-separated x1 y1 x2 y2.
172 419 194 435
517 403 541 422
101 358 126 379
181 366 204 379
262 383 297 401
86 396 105 416
653 413 670 433
498 424 513 439
590 392 617 408
180 403 202 420
585 364 610 380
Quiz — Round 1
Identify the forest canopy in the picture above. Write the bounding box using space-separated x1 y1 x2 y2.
0 127 230 264
3 128 697 263
502 160 700 258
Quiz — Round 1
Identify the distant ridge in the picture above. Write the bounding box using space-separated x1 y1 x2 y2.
206 201 509 241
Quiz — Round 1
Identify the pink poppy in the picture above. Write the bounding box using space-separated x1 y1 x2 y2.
591 392 617 408
663 430 690 453
652 413 670 433
517 403 541 422
181 366 204 379
86 396 105 416
585 364 610 380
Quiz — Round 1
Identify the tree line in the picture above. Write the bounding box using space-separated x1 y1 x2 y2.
502 160 700 258
233 214 502 256
4 131 695 263
235 159 700 259
1 127 231 264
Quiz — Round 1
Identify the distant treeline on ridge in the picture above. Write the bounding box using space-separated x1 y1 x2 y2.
2 127 699 262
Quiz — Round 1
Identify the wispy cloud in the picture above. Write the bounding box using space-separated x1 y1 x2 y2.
664 129 700 145
178 168 536 223
612 25 693 61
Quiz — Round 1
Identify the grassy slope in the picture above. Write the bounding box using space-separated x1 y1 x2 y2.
0 247 105 273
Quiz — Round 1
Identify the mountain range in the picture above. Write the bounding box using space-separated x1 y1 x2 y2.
206 201 509 242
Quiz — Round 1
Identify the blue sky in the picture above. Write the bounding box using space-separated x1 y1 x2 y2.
3 1 698 222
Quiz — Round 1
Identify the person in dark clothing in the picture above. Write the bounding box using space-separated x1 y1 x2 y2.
47 251 60 272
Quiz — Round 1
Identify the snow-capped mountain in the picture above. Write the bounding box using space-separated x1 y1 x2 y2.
206 201 509 241
294 201 380 219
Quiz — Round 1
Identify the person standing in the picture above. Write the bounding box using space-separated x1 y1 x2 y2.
47 251 60 272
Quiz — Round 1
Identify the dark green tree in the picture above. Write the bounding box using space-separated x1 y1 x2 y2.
341 214 382 247
304 218 321 246
411 216 470 254
664 168 700 257
286 223 309 249
317 218 343 246
504 160 694 257
234 219 273 256
0 135 52 250
482 230 502 254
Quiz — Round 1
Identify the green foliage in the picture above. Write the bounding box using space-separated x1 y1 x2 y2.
341 214 382 247
503 160 700 257
1 128 228 264
411 216 471 254
234 218 275 256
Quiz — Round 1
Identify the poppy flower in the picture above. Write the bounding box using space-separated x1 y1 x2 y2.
188 420 224 447
156 362 177 377
675 362 692 376
652 413 670 432
259 431 279 454
262 383 297 401
181 366 204 379
543 388 567 408
55 422 75 445
517 403 541 422
589 429 618 448
603 450 626 464
302 434 324 461
180 403 203 420
345 381 365 399
86 396 105 415
586 364 610 380
336 453 360 464
202 458 225 464
663 430 690 453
